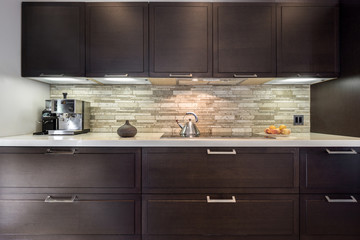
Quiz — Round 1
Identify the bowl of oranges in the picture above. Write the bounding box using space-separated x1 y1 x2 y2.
265 125 291 135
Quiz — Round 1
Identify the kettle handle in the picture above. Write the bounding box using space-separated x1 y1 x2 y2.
185 112 199 122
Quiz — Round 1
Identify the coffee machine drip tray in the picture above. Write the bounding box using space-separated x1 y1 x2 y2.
48 129 90 135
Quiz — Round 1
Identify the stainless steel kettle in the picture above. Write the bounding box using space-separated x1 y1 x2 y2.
176 112 200 137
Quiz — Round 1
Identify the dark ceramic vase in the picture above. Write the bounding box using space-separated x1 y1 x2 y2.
117 120 137 137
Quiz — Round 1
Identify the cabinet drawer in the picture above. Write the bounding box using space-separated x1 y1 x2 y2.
0 237 139 240
0 147 141 194
300 147 360 193
0 194 141 236
143 148 299 193
143 194 299 239
300 194 360 240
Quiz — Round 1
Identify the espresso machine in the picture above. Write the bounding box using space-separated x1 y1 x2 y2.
47 93 90 135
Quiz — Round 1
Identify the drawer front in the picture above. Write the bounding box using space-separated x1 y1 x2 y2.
300 147 360 193
143 194 299 238
0 194 141 236
143 148 299 193
301 194 360 239
0 147 141 193
0 236 140 240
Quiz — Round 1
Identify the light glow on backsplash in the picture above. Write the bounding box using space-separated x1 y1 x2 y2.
50 85 310 135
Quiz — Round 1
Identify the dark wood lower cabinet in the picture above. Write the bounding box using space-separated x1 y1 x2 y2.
0 236 139 240
3 146 360 240
143 147 299 194
0 147 141 194
0 194 141 239
300 147 360 193
300 194 360 240
143 194 299 240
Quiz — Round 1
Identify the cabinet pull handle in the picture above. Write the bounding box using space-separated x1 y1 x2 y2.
325 195 357 203
40 74 65 77
297 73 321 78
207 149 236 155
207 196 236 203
45 149 76 155
45 195 77 203
326 149 357 155
169 74 193 78
233 74 258 78
104 74 128 77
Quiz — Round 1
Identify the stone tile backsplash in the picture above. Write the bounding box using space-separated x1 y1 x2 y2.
50 85 310 135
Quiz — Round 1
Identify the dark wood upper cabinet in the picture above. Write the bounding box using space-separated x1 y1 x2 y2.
213 3 276 78
22 2 85 77
149 3 212 78
86 3 148 77
277 2 339 78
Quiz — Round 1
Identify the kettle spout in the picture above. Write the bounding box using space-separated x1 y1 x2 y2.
176 120 183 129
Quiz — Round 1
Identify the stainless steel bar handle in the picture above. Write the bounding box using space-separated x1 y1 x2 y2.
45 195 77 203
325 195 357 203
233 74 258 78
45 149 76 155
169 73 193 78
207 149 236 155
40 73 65 77
326 149 357 155
104 74 128 77
207 196 236 203
297 73 321 77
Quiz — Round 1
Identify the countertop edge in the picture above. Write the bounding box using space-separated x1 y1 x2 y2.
1 139 360 147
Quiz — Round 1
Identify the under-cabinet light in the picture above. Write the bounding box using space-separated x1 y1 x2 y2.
282 78 318 82
104 78 140 82
42 77 83 82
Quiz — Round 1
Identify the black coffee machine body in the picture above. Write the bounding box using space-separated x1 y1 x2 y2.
34 100 58 135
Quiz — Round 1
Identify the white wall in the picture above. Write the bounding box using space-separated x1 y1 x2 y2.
0 0 50 137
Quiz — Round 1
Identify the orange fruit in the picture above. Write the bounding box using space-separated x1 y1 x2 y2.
269 125 276 130
279 125 287 130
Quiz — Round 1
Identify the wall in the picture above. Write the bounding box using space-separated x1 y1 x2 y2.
0 0 50 137
51 85 310 135
311 0 360 137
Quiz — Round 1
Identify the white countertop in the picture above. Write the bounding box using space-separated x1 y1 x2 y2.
0 132 360 147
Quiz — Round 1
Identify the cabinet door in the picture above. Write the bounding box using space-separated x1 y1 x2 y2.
86 3 148 77
143 147 299 193
213 3 276 78
22 2 85 77
301 194 360 240
149 3 212 78
277 3 339 78
143 194 299 240
300 147 360 193
0 194 140 239
0 147 141 194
